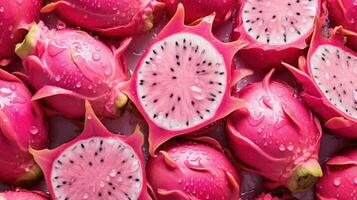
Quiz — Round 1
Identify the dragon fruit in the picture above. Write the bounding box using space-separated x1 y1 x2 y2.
327 0 357 51
226 69 323 192
147 137 240 200
15 22 130 119
0 0 42 66
316 148 357 199
0 69 47 185
40 0 163 37
122 4 248 155
30 101 150 200
160 0 236 24
231 0 321 70
0 189 48 200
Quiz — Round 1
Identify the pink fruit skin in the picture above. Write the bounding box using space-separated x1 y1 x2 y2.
316 148 357 199
0 189 48 200
255 192 297 200
41 0 164 37
327 0 357 51
0 0 42 66
0 69 47 185
161 0 236 24
16 22 130 119
147 138 240 200
227 70 322 191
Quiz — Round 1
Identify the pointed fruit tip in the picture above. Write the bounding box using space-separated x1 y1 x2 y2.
115 92 129 109
289 159 322 192
15 24 39 59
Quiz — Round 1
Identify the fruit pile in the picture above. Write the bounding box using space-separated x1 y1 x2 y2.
0 0 356 199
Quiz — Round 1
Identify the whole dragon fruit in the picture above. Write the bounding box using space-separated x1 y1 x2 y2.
0 189 48 200
31 101 150 200
147 137 240 200
327 0 357 51
15 22 130 119
316 148 357 199
0 69 47 186
40 0 164 37
123 4 248 155
231 0 321 70
0 0 42 66
226 70 323 192
160 0 236 24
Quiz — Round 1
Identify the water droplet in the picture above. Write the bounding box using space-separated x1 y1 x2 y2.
92 52 101 61
334 177 341 187
105 68 112 76
55 75 61 82
110 169 116 177
30 126 39 135
279 144 286 151
99 181 105 187
287 143 294 151
0 7 4 13
354 177 357 185
9 84 16 91
83 193 89 199
76 82 82 88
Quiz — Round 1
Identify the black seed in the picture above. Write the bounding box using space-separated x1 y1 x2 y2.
98 192 102 197
208 98 215 101
56 185 61 188
153 73 157 76
149 57 153 61
248 28 252 32
272 15 276 19
170 68 175 72
176 55 179 59
141 95 146 99
63 181 67 184
191 101 195 106
57 160 62 165
81 144 85 149
108 191 112 196
89 162 93 166
196 63 200 66
171 106 175 111
153 99 158 103
188 57 192 61
259 10 263 13
256 35 260 39
135 178 140 182
172 76 177 79
177 97 181 101
177 62 180 66
175 41 179 46
161 45 164 50
209 81 214 84
70 160 74 163
196 110 201 114
210 93 216 97
218 82 222 86
128 175 132 179
153 114 157 118
122 160 126 163
206 109 210 113
296 12 300 15
170 93 174 98
152 83 157 86
165 113 169 118
100 159 104 162
153 50 157 54
186 121 189 126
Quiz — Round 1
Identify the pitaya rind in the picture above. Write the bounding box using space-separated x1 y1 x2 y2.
147 138 240 200
226 69 323 192
122 4 248 155
0 68 48 186
316 148 357 200
40 0 164 37
15 22 130 119
30 101 150 200
0 189 48 200
231 0 321 70
283 18 357 138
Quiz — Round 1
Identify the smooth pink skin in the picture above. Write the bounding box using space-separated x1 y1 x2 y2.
316 148 357 200
0 190 48 200
327 0 357 51
31 102 151 200
227 70 322 188
0 69 47 185
147 139 240 200
20 23 130 119
41 0 163 37
161 0 236 24
285 25 357 138
0 0 42 66
123 4 248 155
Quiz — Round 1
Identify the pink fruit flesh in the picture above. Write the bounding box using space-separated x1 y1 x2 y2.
123 4 248 155
147 138 240 200
0 190 48 200
31 102 150 200
227 70 322 192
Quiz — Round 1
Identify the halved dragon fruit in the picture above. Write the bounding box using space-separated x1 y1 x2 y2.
284 19 357 138
232 0 321 70
160 0 236 24
315 148 357 199
327 0 357 51
122 4 248 155
31 101 150 200
15 22 130 119
226 70 323 192
0 0 42 66
40 0 164 37
0 69 48 186
0 189 48 200
147 137 240 200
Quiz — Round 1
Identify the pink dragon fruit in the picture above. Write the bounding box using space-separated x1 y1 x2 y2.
231 0 321 70
160 0 236 24
40 0 164 37
15 22 130 119
122 4 249 155
0 0 42 66
147 137 240 200
0 68 47 186
316 148 357 199
31 101 150 200
284 17 357 138
0 189 48 200
327 0 357 51
226 69 323 192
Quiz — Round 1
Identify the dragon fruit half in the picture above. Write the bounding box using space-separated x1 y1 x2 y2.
0 189 48 200
147 137 240 200
160 0 236 24
226 70 323 192
0 0 42 66
123 4 249 155
327 0 357 51
40 0 164 37
0 69 47 186
15 22 130 119
31 101 150 200
231 0 321 70
316 148 357 199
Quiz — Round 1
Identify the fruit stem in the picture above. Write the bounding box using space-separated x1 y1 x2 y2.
289 159 322 192
15 24 39 59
